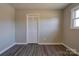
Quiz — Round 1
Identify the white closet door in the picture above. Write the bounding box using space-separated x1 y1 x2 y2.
27 15 39 43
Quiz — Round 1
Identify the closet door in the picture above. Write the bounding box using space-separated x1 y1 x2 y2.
27 15 39 43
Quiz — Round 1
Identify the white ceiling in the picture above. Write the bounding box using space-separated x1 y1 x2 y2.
10 3 69 10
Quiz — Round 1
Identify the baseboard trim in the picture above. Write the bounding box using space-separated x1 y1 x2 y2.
62 43 79 55
38 43 62 45
0 43 16 54
16 43 27 45
16 43 62 45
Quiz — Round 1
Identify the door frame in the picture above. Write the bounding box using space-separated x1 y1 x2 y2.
26 13 40 44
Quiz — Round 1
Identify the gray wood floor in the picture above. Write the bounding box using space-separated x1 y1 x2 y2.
0 43 77 56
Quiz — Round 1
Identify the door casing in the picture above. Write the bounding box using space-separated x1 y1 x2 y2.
26 14 40 44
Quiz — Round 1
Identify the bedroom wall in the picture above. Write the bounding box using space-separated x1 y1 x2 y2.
15 9 63 44
63 4 79 52
0 3 15 53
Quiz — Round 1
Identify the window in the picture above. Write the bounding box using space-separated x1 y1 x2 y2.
71 6 79 29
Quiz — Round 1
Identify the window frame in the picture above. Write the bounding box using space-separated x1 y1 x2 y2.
71 5 79 29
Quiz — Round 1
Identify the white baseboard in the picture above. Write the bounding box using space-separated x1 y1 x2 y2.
62 43 79 55
38 43 62 45
16 43 27 45
16 43 62 45
0 43 16 54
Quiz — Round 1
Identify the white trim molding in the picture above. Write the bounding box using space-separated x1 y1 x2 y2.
0 43 16 54
16 43 28 45
16 43 62 45
38 43 62 45
62 43 79 55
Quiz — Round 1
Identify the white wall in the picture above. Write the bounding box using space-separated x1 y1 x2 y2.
63 4 79 52
0 4 15 52
15 10 63 43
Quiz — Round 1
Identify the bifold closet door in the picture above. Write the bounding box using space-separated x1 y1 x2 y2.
27 15 39 43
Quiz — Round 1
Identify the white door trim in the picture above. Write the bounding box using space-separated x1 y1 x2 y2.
26 13 40 44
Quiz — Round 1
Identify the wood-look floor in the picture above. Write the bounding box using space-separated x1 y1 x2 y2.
0 43 77 56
